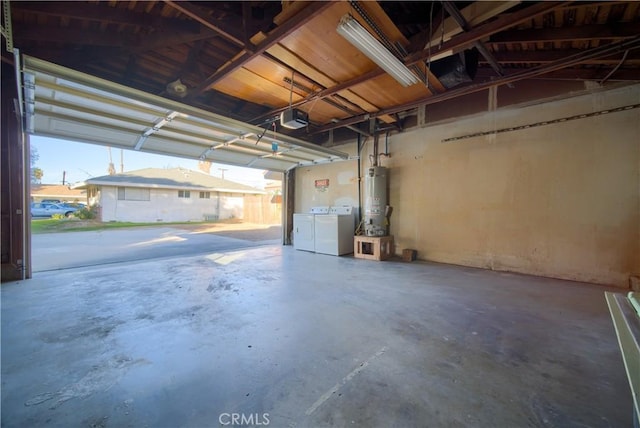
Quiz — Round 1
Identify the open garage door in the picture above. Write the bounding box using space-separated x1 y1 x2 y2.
21 55 348 173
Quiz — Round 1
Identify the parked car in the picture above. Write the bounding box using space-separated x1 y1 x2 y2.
59 202 86 209
30 203 79 218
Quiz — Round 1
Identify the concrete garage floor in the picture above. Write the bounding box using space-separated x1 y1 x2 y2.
1 246 631 427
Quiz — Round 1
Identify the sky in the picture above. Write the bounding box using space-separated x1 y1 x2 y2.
30 135 268 189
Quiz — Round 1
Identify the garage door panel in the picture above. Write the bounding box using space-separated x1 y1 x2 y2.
36 117 141 148
22 55 348 172
143 135 213 158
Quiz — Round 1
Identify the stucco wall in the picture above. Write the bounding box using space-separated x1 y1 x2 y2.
295 83 640 287
99 187 244 222
294 144 359 215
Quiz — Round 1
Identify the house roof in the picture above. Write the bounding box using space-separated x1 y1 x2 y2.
31 184 86 199
77 167 264 194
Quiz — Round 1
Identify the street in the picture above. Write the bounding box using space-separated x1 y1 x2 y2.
32 224 281 272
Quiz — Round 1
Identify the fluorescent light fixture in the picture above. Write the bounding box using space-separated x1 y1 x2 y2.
337 14 418 87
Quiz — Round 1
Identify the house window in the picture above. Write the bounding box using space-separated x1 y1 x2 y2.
117 187 150 201
199 191 210 199
178 190 191 198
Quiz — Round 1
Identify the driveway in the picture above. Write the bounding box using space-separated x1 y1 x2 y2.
32 223 282 272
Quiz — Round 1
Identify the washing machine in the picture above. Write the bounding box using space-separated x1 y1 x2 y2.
293 206 329 252
314 206 355 256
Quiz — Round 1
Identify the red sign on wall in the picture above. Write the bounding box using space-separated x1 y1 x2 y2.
314 179 329 188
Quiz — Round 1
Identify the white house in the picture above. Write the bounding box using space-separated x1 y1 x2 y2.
75 167 265 223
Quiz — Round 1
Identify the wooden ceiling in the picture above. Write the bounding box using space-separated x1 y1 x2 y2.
4 1 640 144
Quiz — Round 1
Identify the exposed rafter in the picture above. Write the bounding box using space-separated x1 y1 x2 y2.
135 29 222 53
180 40 205 78
185 1 336 99
442 1 507 79
405 2 569 65
475 68 640 81
484 49 640 64
409 1 520 51
21 27 224 73
252 68 386 125
11 1 199 32
8 0 640 141
122 54 138 87
315 36 640 134
256 2 568 127
488 22 640 44
14 24 140 47
163 0 245 48
241 1 252 47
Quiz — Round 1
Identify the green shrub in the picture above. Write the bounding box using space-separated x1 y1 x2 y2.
51 213 65 220
75 205 98 220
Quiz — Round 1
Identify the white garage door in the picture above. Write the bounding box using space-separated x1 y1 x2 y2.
21 55 349 173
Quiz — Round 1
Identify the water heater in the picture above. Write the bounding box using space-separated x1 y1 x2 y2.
364 166 388 236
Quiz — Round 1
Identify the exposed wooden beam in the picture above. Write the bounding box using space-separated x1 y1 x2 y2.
251 39 397 125
282 76 365 117
180 40 205 77
442 1 507 79
475 67 640 81
252 68 386 124
407 1 520 52
256 2 565 126
11 2 199 33
263 52 367 115
163 1 245 48
134 28 221 53
188 1 336 99
242 2 252 47
564 1 640 7
14 24 139 47
122 55 138 86
313 35 640 133
405 2 570 65
0 52 14 66
15 21 221 53
489 22 640 44
25 27 221 73
484 49 640 64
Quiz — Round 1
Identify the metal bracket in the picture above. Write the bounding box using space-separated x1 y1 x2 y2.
2 0 13 53
135 111 180 150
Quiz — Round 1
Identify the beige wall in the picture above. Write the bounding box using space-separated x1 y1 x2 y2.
295 83 640 287
390 84 639 287
294 144 359 215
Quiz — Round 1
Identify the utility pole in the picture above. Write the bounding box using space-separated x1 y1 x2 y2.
62 170 66 185
120 149 124 173
218 168 228 180
107 147 116 175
